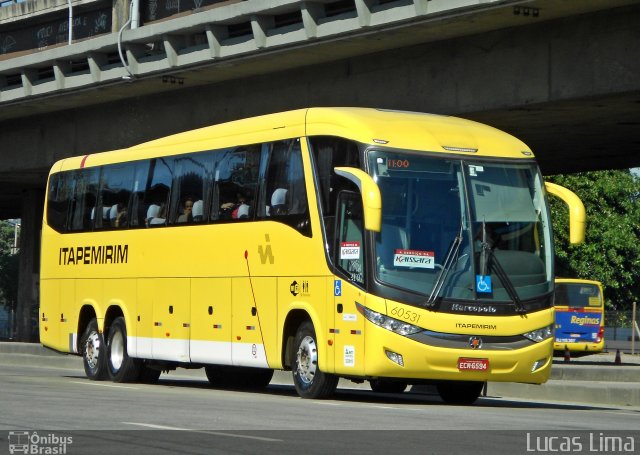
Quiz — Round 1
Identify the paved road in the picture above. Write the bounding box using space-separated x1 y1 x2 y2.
0 363 639 455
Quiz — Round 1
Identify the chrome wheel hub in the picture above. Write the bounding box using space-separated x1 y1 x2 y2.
296 335 317 385
84 331 101 369
110 330 124 371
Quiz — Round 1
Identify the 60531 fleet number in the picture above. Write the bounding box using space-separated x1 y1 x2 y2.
390 306 421 323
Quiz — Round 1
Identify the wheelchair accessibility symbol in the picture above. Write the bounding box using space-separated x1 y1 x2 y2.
334 280 342 296
476 275 492 293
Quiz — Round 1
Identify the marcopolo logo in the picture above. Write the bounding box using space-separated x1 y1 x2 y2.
8 431 72 454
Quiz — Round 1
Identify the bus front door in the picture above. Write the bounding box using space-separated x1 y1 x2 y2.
332 279 366 376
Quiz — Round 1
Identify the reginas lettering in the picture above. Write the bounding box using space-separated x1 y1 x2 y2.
58 245 128 265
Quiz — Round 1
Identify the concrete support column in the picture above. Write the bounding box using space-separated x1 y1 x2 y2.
15 189 44 342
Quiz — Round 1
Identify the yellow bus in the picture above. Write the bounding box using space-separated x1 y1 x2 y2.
40 108 585 404
554 278 605 353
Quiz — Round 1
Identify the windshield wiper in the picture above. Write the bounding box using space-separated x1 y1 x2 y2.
478 221 526 313
488 251 526 313
424 223 463 308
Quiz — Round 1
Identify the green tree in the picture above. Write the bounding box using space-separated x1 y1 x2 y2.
0 221 15 254
0 220 19 315
546 170 640 310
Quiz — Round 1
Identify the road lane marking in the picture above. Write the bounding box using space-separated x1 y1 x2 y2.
70 381 139 389
122 422 191 430
122 422 282 442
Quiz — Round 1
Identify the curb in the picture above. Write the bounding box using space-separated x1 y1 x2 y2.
487 380 640 408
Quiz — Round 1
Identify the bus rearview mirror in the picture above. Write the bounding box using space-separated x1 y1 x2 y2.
545 181 586 244
334 167 381 232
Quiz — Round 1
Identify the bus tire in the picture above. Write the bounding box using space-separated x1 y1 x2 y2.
205 365 273 389
80 318 107 380
137 363 161 384
291 321 338 399
370 379 408 394
106 317 140 383
205 365 233 388
242 367 274 389
436 381 483 405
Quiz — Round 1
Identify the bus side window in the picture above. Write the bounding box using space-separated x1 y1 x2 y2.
261 139 311 236
128 161 151 228
144 158 173 227
309 137 360 215
69 168 99 232
210 145 260 222
309 136 360 245
47 173 73 233
97 163 136 229
335 191 365 286
170 152 211 224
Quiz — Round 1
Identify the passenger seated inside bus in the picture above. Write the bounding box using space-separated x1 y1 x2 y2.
110 203 128 228
177 198 194 223
221 192 251 220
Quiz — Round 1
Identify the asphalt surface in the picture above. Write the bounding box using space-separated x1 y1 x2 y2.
0 342 638 407
1 359 639 455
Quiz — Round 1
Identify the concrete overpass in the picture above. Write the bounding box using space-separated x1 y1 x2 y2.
1 0 639 339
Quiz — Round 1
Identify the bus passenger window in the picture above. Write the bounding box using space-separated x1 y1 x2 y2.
47 173 73 232
261 139 310 236
69 168 99 232
97 163 136 229
309 137 360 216
309 136 361 246
211 145 260 222
143 158 173 228
171 152 212 224
129 160 151 228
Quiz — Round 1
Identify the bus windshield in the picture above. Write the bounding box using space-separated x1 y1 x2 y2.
555 282 603 308
370 151 553 303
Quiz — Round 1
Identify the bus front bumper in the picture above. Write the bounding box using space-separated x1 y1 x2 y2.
363 324 553 384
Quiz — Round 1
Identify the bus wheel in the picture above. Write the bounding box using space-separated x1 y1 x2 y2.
370 379 408 394
106 317 140 383
291 321 338 399
80 318 107 380
205 365 233 388
242 367 274 389
137 363 161 384
436 381 483 405
205 365 273 389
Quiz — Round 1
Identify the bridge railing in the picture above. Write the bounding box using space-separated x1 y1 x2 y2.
0 0 516 107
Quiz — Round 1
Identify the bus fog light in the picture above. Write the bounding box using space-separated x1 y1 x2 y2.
385 350 404 367
531 358 547 372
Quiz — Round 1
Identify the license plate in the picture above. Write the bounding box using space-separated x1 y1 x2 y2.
457 357 489 371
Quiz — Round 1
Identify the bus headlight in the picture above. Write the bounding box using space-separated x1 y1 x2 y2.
523 324 554 343
356 303 422 336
